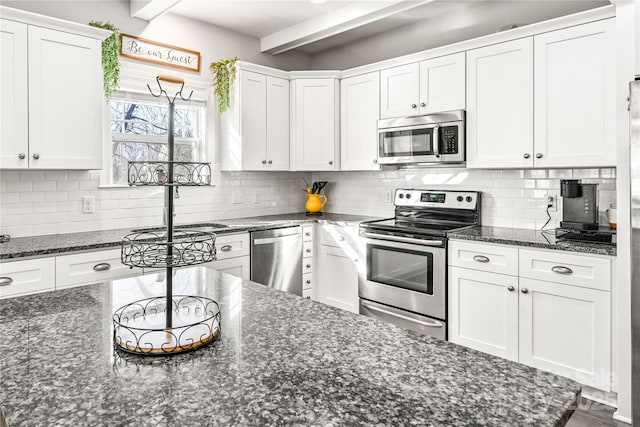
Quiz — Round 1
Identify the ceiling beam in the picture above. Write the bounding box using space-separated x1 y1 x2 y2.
130 0 184 22
261 0 431 54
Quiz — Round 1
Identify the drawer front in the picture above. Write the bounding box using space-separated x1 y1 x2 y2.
0 257 56 298
56 249 136 289
302 225 314 242
215 233 250 260
303 242 313 258
449 240 519 276
318 224 357 248
205 256 250 280
303 273 313 290
303 259 313 274
302 289 312 299
519 249 611 291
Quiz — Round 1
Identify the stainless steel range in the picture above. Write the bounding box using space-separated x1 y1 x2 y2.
359 189 481 340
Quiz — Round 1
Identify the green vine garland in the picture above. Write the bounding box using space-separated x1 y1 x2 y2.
89 21 121 101
209 57 238 114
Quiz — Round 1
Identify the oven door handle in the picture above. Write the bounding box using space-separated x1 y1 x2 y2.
361 231 443 246
361 301 445 328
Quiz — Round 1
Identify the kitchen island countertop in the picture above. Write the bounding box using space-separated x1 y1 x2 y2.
0 213 379 260
0 267 580 426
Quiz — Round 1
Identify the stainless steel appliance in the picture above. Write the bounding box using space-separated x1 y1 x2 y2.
251 227 302 296
630 79 640 426
559 179 599 230
377 110 465 165
359 189 481 340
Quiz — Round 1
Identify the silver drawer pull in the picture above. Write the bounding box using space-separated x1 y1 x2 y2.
473 255 490 263
306 248 312 253
361 301 444 328
93 263 111 272
305 232 312 237
220 245 233 252
0 277 13 286
337 236 345 241
551 265 573 275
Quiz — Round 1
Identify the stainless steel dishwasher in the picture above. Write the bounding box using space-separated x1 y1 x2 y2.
250 227 302 296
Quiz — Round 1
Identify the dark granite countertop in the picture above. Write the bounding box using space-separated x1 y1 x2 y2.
0 213 379 261
0 267 580 426
448 226 616 256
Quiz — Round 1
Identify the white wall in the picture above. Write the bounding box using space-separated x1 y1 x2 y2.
313 167 616 230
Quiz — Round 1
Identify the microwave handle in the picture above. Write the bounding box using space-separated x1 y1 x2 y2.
433 124 440 158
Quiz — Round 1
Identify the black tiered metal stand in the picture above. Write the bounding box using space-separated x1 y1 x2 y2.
112 76 220 356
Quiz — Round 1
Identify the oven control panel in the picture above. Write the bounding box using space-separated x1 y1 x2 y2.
394 189 479 209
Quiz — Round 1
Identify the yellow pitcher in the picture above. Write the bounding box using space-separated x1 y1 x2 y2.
305 193 327 213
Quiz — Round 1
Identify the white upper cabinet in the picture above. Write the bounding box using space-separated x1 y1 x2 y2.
221 69 289 171
290 78 339 171
380 54 465 119
0 11 105 170
340 72 380 171
0 19 28 169
533 19 615 168
418 52 466 114
466 38 534 169
380 62 419 118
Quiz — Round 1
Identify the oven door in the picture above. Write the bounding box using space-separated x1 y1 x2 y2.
377 123 441 165
359 231 446 320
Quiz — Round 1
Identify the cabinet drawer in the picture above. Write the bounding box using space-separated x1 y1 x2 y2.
303 259 313 274
318 224 356 247
215 233 250 260
302 289 312 299
519 249 611 291
205 256 250 280
302 225 314 242
449 240 518 276
303 273 313 290
303 242 313 258
56 249 136 289
0 257 55 298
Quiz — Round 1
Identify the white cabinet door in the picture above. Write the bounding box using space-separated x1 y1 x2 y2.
466 38 534 168
240 70 267 170
518 277 611 390
205 255 250 279
0 257 56 298
28 26 103 169
0 19 28 169
419 53 465 114
533 19 615 168
340 72 380 171
265 75 289 170
317 244 358 313
449 266 519 361
380 63 419 119
290 79 338 171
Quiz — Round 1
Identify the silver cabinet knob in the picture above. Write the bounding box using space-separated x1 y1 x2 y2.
373 159 378 163
420 102 426 107
0 277 13 286
536 153 543 159
306 248 312 253
32 153 40 160
411 104 417 109
305 232 311 237
18 153 25 160
306 279 311 285
93 263 111 272
306 264 311 268
220 245 232 252
262 160 267 164
306 296 311 299
507 286 515 292
268 160 272 164
328 160 333 165
523 153 530 159
521 288 529 294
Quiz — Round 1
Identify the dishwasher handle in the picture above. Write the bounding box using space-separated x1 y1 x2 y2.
253 234 300 245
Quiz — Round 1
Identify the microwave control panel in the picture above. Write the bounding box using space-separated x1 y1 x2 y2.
440 126 458 154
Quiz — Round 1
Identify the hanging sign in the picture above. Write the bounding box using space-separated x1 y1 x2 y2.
120 34 201 72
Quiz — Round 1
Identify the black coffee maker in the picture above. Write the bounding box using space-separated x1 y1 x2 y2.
559 179 599 230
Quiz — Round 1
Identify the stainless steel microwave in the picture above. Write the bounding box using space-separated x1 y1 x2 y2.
377 110 465 165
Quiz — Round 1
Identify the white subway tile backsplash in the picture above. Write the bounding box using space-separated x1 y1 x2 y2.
6 181 32 192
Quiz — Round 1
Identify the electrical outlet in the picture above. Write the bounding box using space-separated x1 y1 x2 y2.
82 195 95 213
545 194 557 212
384 190 393 203
231 191 244 204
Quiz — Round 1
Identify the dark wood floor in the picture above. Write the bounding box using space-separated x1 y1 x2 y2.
566 398 629 427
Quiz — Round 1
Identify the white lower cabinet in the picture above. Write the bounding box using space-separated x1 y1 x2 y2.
316 244 359 313
449 266 518 361
204 232 250 279
448 239 614 391
205 256 250 280
0 257 55 298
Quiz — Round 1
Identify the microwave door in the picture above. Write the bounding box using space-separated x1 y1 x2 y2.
378 124 439 164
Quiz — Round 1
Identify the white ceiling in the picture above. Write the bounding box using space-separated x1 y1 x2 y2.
168 0 609 55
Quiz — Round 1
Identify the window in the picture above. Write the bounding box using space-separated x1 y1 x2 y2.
108 91 206 185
